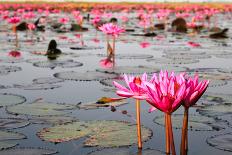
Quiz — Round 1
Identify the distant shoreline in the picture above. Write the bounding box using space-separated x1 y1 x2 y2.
0 0 232 3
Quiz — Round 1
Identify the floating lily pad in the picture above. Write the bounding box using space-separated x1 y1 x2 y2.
32 77 64 84
163 50 206 55
80 99 128 110
207 133 232 152
153 114 226 131
96 66 160 74
32 59 83 69
0 85 11 89
0 147 57 155
0 141 17 150
6 99 77 116
97 54 154 59
0 130 26 141
218 68 232 74
29 116 76 125
202 93 232 103
37 120 152 147
0 93 26 108
88 148 165 155
70 46 103 50
163 54 211 59
13 84 61 90
147 58 199 64
197 103 232 117
0 118 30 130
54 71 118 81
0 66 22 76
100 77 124 87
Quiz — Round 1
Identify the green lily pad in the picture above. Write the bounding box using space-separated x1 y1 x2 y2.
32 77 64 84
218 68 232 74
0 130 26 141
96 66 160 74
37 120 152 147
197 103 232 117
53 71 118 81
0 93 26 108
163 54 211 59
0 147 57 155
79 100 128 110
6 99 77 116
32 59 83 69
13 84 61 90
29 116 76 125
207 133 232 152
153 114 226 131
147 58 199 64
88 148 165 155
97 54 154 59
202 93 232 103
0 118 30 130
70 46 103 50
0 141 17 150
0 66 22 76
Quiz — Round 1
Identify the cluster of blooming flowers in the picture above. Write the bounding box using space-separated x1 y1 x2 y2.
113 71 209 114
99 23 125 37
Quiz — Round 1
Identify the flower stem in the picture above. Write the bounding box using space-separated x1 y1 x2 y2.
136 99 142 149
165 113 170 154
168 114 176 155
181 108 189 155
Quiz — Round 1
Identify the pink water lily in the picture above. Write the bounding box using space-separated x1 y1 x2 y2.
59 17 69 24
140 41 151 48
27 23 36 30
99 23 125 37
145 71 186 114
8 16 20 24
113 73 154 100
187 41 201 47
181 75 209 155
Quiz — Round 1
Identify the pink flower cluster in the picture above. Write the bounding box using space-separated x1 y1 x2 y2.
99 23 125 37
113 71 209 114
59 17 69 24
7 16 20 24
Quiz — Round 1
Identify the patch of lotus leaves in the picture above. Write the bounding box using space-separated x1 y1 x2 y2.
202 93 232 103
32 77 64 84
197 103 232 117
163 50 206 55
0 66 22 76
53 71 118 81
97 54 154 59
0 130 26 141
37 120 152 147
6 99 77 116
13 84 61 90
0 147 57 155
154 46 190 52
96 66 160 75
146 58 199 64
0 93 26 108
0 130 26 150
0 118 30 130
29 116 76 125
207 132 232 152
32 59 83 69
88 148 165 155
0 142 17 150
70 46 103 50
218 68 232 74
214 52 232 59
100 77 124 87
188 72 231 87
79 100 128 110
163 54 211 59
153 114 226 131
